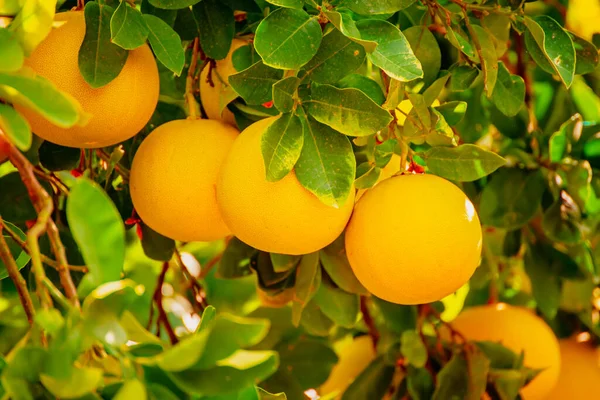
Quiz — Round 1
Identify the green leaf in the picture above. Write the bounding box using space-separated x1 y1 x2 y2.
354 163 381 189
541 193 582 245
148 0 202 9
110 2 149 50
407 367 434 400
341 0 415 14
257 387 287 399
433 101 467 126
217 237 256 279
571 34 599 75
37 141 80 171
299 298 334 336
270 253 301 273
265 0 303 9
341 356 395 400
140 222 175 262
144 14 185 75
292 252 321 326
79 2 128 88
7 0 55 56
40 367 103 399
0 221 30 281
193 0 235 60
491 62 525 117
549 114 581 163
254 8 322 70
229 61 284 105
141 0 178 25
0 28 24 72
0 70 82 128
308 83 392 137
261 113 304 182
324 10 377 53
168 351 279 396
0 104 30 151
424 144 507 182
320 235 367 295
336 74 385 106
450 65 479 92
571 76 600 122
147 384 180 400
432 351 469 400
401 330 427 368
469 25 498 97
114 379 147 400
357 19 422 82
272 77 299 113
277 339 338 389
153 328 212 371
524 241 561 320
524 16 575 88
304 28 366 84
295 116 356 208
232 44 261 72
403 26 441 87
67 178 125 285
479 168 545 230
445 26 475 58
313 281 359 328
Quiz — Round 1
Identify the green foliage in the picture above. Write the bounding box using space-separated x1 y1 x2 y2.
1 0 600 398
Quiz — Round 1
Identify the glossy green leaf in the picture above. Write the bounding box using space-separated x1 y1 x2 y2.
541 194 582 245
270 253 300 273
357 19 422 82
217 237 256 279
114 379 147 400
277 339 337 389
295 116 356 208
401 330 427 368
7 0 55 56
524 16 575 88
67 178 125 285
140 222 175 262
491 62 525 117
257 387 287 399
549 114 581 163
571 76 600 122
308 83 392 137
148 0 202 9
265 0 303 9
432 351 469 400
229 61 284 105
272 77 299 113
299 298 334 336
445 26 475 58
168 351 279 396
232 44 261 72
524 241 561 319
0 221 30 281
261 113 303 182
336 74 385 106
479 168 545 230
153 327 212 371
0 104 30 151
341 0 415 14
571 34 599 75
141 0 178 25
79 2 128 88
304 28 366 84
450 65 480 92
403 26 441 87
469 25 498 97
354 162 381 189
110 2 149 50
144 14 185 75
40 367 103 399
0 70 82 128
0 28 24 72
313 282 359 328
193 0 235 60
324 10 377 53
320 235 367 295
292 252 321 326
254 8 322 70
341 357 395 400
424 144 507 182
407 367 434 400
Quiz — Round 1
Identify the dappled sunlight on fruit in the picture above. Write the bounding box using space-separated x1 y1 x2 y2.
217 117 355 255
130 119 238 242
346 174 482 304
14 11 159 148
450 304 561 400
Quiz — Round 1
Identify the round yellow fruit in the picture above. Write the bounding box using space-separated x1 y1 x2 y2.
451 304 561 400
14 11 159 149
217 117 355 255
130 119 238 242
345 173 482 304
320 336 376 398
395 99 440 125
567 0 600 40
547 337 600 400
200 39 246 125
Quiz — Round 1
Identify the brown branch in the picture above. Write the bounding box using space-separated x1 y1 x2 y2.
46 220 80 307
152 262 178 344
0 219 35 325
186 38 201 120
360 296 380 350
33 167 69 196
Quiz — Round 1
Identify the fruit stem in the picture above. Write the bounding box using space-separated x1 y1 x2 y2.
186 38 202 120
360 296 380 350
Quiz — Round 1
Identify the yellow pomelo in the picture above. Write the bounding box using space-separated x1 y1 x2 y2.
395 99 440 125
355 154 401 201
200 39 247 125
451 304 561 400
345 173 482 304
217 117 355 255
567 0 600 40
547 337 600 400
130 119 238 242
319 336 376 398
14 11 159 148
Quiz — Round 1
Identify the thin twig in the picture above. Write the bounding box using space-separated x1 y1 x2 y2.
152 262 178 344
46 220 80 307
186 38 201 120
0 220 35 325
33 168 69 195
360 296 380 350
96 149 130 182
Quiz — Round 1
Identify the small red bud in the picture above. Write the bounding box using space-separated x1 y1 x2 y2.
262 100 274 109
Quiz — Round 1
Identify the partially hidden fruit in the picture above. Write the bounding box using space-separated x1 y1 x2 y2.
217 117 355 255
200 39 246 125
319 336 376 398
451 304 561 400
345 173 482 304
567 0 600 40
547 337 600 400
130 119 238 242
14 11 159 148
395 98 440 125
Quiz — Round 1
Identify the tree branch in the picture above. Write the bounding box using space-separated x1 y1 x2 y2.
152 262 178 344
360 296 380 350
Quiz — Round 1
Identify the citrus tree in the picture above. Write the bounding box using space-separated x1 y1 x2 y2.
0 0 599 399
